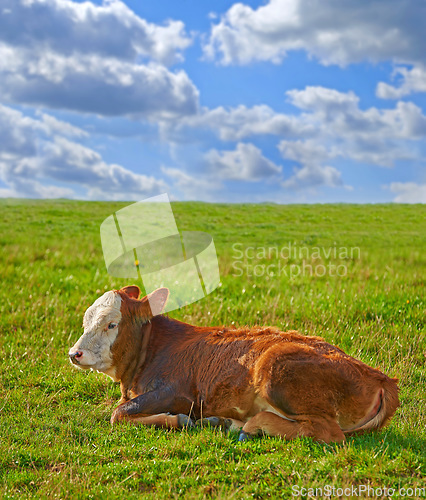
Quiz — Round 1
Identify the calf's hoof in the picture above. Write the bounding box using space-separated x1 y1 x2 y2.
177 414 195 429
110 409 123 425
196 417 232 430
238 431 254 442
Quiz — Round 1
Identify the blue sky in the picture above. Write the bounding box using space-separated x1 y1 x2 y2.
0 0 425 203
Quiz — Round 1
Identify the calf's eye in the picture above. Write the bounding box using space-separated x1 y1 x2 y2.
108 323 118 330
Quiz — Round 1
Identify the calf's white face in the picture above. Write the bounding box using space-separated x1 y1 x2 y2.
68 291 122 380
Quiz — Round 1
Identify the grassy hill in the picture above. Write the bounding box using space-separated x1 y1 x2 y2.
0 199 425 498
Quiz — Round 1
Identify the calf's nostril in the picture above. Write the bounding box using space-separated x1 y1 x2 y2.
69 351 83 361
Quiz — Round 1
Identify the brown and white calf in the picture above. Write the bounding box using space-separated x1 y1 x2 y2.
69 286 399 443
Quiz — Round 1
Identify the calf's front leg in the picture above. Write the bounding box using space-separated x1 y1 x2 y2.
114 412 195 429
111 387 195 428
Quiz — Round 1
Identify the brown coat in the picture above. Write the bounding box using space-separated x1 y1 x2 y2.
103 286 399 442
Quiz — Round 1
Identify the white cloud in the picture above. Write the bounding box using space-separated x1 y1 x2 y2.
0 0 192 66
161 166 221 200
0 104 42 157
389 182 426 203
205 0 426 67
278 139 342 190
37 137 167 198
279 140 336 165
168 86 426 187
163 85 426 192
0 45 199 118
0 0 198 118
168 87 426 147
204 0 426 66
382 101 426 140
38 112 89 138
0 104 167 200
287 87 359 115
377 65 426 99
282 165 343 190
282 87 426 166
276 87 426 188
0 177 75 199
163 104 313 142
205 142 282 181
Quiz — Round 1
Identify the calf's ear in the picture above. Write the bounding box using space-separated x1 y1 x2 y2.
120 285 141 299
145 287 169 316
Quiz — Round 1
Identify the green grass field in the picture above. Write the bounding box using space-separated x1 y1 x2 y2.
0 199 425 499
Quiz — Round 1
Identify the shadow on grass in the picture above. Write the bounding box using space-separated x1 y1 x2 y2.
344 428 426 456
191 425 426 460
